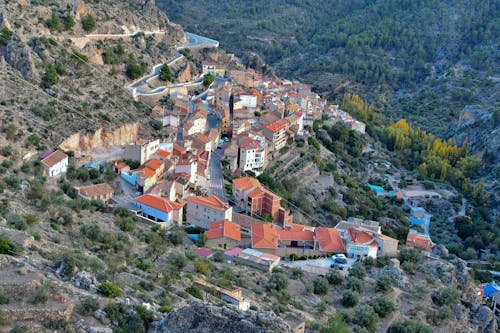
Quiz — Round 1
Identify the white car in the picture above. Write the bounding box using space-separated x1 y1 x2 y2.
331 254 346 260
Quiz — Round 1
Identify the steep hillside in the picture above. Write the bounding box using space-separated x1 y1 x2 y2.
157 0 499 154
0 0 186 151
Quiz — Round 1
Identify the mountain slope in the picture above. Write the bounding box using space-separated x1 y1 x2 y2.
157 0 499 147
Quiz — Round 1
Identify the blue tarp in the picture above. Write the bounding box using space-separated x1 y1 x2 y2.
483 282 500 298
188 234 200 242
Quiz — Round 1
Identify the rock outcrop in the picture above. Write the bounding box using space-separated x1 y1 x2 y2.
59 122 140 153
472 306 498 333
148 300 291 333
4 33 39 83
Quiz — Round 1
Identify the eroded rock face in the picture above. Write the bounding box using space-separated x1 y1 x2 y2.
4 34 39 83
59 122 140 153
148 300 290 333
472 306 498 333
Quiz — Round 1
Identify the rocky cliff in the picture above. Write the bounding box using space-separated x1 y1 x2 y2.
59 122 140 153
148 300 291 333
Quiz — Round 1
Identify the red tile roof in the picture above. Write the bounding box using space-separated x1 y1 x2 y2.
347 226 376 244
264 119 288 133
406 232 434 251
41 150 68 168
187 194 231 211
251 223 278 249
156 150 171 159
137 167 156 178
115 162 128 169
315 227 345 252
78 183 114 199
206 220 241 241
146 159 163 170
134 194 183 213
233 176 261 192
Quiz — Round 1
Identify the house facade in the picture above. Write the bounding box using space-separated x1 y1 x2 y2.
186 195 233 229
41 151 68 178
205 220 241 250
263 119 288 151
123 138 160 165
77 183 114 201
133 194 184 228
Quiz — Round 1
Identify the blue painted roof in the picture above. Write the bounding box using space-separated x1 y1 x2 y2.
408 217 424 226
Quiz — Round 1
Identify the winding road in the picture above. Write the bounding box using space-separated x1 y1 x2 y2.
125 32 219 97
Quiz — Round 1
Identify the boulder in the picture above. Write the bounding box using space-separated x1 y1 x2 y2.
72 271 99 291
432 244 449 258
378 265 408 288
473 306 498 333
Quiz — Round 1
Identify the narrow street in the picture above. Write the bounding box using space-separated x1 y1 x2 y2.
206 112 226 201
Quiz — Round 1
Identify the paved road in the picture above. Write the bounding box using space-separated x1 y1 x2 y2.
127 31 218 97
178 32 219 50
206 112 225 200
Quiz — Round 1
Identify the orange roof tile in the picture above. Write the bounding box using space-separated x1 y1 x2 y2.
146 159 163 170
247 187 266 199
78 183 114 199
135 167 155 178
206 220 241 241
187 194 231 211
315 227 345 252
232 176 261 192
156 150 171 158
347 226 376 244
134 194 183 213
41 150 68 168
264 118 288 133
115 162 128 169
251 223 278 249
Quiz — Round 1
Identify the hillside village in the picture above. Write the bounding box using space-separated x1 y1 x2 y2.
0 1 498 332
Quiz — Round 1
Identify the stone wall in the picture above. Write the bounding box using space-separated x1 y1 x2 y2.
1 302 75 323
59 122 140 153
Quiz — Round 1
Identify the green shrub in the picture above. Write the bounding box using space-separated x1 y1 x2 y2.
80 297 99 315
346 277 364 293
432 287 460 306
399 247 421 264
341 290 359 307
32 283 50 304
194 259 210 275
7 214 27 230
348 263 366 279
371 297 394 318
266 272 289 292
352 305 378 332
81 14 96 32
326 269 343 285
169 251 187 269
99 281 123 298
376 275 393 292
313 276 329 295
0 237 22 255
321 314 349 333
185 286 203 300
